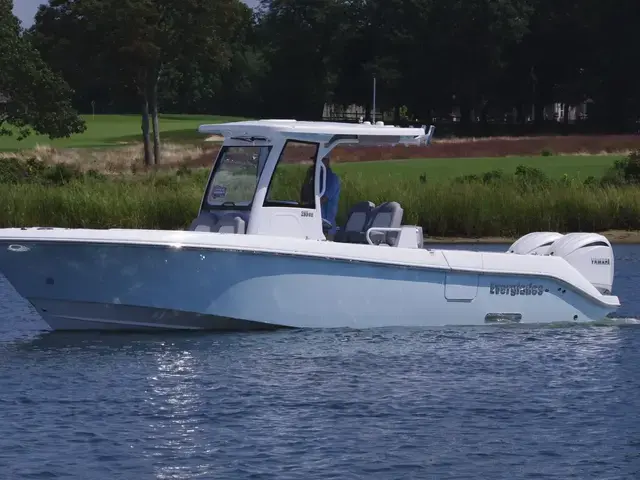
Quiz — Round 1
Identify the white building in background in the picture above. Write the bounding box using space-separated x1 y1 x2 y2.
322 100 593 124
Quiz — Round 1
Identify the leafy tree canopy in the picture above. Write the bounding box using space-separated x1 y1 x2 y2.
0 0 85 140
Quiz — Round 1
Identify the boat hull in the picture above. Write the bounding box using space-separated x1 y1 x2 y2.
0 240 618 331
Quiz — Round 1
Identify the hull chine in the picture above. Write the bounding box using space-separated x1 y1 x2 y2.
28 298 286 332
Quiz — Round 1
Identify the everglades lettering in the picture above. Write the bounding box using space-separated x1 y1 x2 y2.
489 283 544 296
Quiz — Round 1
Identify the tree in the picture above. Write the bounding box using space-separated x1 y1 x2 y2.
427 0 533 133
24 0 640 137
156 2 261 116
586 0 640 131
499 0 595 129
0 0 85 141
30 0 136 115
332 0 434 123
255 0 353 119
33 0 253 165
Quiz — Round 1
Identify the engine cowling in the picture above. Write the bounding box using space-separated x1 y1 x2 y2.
507 232 565 255
547 232 614 295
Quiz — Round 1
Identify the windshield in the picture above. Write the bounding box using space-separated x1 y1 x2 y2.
205 145 271 208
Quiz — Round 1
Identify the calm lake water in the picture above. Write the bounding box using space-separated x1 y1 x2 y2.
1 243 640 479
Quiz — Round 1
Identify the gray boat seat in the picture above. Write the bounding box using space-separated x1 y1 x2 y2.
335 201 375 243
189 212 219 232
366 201 404 245
188 212 246 234
215 214 246 234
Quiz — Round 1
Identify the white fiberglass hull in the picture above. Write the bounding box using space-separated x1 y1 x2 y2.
0 228 620 331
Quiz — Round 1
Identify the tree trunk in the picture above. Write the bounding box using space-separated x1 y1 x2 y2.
150 78 160 165
460 99 472 136
515 104 525 125
534 101 544 127
141 95 153 167
480 100 489 124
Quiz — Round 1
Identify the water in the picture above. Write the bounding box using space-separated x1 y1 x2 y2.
1 244 640 479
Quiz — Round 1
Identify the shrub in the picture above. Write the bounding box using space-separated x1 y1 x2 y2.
0 157 83 185
601 150 640 186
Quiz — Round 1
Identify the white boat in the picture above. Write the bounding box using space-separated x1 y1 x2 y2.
0 119 620 331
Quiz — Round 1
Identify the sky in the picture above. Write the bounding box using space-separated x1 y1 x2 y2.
12 0 259 28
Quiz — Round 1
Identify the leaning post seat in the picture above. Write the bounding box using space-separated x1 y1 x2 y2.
365 201 404 245
334 201 376 243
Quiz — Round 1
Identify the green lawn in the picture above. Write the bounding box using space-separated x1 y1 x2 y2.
333 154 623 181
0 114 248 151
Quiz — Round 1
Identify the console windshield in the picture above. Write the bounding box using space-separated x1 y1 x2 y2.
205 146 271 208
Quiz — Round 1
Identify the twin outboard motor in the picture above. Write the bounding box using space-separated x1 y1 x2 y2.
507 232 615 295
507 232 565 255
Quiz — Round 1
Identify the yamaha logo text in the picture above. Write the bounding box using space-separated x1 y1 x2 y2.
489 283 545 296
591 258 610 265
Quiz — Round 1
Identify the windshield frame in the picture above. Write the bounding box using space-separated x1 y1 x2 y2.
202 144 273 212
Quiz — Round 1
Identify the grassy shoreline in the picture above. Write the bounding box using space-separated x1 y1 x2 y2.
3 162 640 239
2 142 640 241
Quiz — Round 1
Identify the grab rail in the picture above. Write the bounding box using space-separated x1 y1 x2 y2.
365 227 402 246
318 162 327 198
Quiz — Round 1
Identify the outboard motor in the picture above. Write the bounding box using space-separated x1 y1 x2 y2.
546 232 615 295
507 232 565 255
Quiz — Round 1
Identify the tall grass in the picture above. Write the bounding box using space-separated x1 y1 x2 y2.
340 176 640 237
2 154 640 237
1 179 204 230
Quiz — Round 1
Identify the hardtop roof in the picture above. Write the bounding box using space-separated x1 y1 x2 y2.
198 119 434 146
